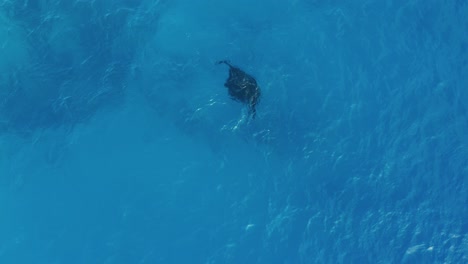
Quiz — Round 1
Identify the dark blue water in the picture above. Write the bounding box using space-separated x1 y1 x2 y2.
1 1 467 263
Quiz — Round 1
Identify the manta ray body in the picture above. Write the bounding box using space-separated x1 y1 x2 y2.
217 60 261 118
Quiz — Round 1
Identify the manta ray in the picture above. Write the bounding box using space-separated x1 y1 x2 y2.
217 60 261 118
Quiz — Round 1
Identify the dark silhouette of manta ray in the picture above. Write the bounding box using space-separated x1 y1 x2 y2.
217 60 261 118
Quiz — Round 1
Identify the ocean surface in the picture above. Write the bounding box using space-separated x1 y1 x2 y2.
0 0 467 263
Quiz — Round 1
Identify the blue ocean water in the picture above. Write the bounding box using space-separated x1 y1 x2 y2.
0 0 467 263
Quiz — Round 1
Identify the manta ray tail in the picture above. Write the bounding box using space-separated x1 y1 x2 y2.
216 60 233 68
